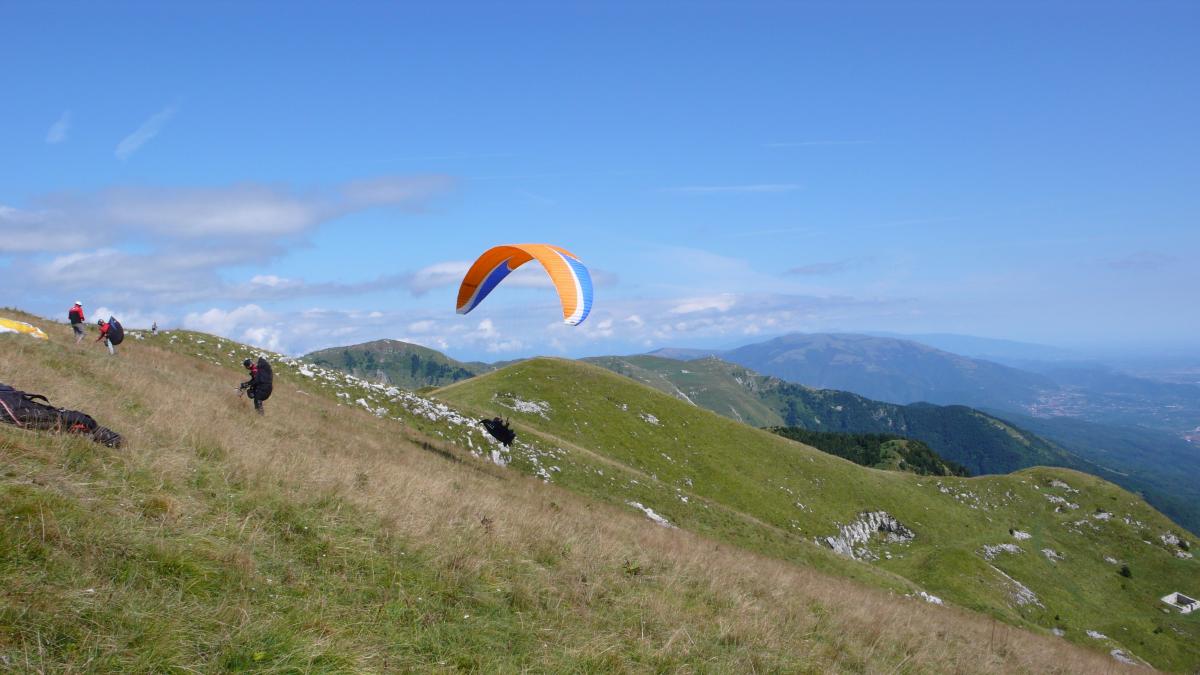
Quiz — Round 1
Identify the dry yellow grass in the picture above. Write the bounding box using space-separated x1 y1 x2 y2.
0 313 1140 673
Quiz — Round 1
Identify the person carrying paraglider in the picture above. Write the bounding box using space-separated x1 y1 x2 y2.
238 357 273 415
95 318 115 355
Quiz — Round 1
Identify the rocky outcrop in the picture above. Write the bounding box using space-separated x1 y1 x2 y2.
823 511 914 560
982 543 1023 560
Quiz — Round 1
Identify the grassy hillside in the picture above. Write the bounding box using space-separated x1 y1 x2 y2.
588 355 1075 475
437 358 1200 671
306 338 490 389
985 409 1200 536
1 309 1138 673
586 355 785 427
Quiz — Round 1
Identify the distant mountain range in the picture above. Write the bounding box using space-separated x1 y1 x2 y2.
652 332 1200 437
864 332 1079 364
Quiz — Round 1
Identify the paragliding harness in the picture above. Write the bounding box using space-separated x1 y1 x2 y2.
480 416 516 447
253 357 273 400
106 316 125 345
0 383 123 448
239 357 273 414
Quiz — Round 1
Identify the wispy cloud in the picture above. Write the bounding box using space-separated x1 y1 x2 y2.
1105 251 1179 271
787 258 870 276
0 176 451 253
115 105 177 160
45 111 71 144
662 183 801 194
728 226 814 238
2 176 453 308
763 140 873 148
669 293 738 314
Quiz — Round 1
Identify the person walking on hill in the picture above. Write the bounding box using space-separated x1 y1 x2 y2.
239 358 269 415
69 301 85 343
95 319 115 355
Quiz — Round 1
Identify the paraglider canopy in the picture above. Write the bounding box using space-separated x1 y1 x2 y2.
456 243 593 325
0 318 48 340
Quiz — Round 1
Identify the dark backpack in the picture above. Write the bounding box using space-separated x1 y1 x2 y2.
0 383 123 448
107 317 125 345
255 357 273 400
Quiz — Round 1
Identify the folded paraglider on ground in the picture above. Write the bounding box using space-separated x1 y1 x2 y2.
481 417 516 447
0 383 123 447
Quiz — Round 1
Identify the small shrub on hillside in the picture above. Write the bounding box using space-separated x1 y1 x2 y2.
1119 564 1132 578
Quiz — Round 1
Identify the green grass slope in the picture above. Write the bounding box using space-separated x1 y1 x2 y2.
589 355 1076 475
983 409 1200 536
306 338 490 389
437 358 1200 671
2 309 1137 673
586 355 785 427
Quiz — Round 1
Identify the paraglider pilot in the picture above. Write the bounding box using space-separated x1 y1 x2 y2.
239 358 266 415
95 319 115 355
69 301 85 343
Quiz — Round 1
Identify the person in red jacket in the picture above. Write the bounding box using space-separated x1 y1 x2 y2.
69 301 85 343
95 319 115 355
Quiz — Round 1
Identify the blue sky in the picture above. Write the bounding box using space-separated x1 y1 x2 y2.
2 1 1197 359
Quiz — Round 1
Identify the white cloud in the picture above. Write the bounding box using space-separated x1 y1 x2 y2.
183 304 274 337
121 290 905 359
91 306 167 330
242 326 285 352
343 175 455 209
250 275 302 289
3 177 451 307
116 105 177 160
669 293 738 314
485 339 524 353
2 177 448 253
46 111 71 144
408 261 470 295
99 184 328 236
0 205 103 252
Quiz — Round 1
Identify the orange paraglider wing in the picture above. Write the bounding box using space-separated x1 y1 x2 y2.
456 243 593 325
